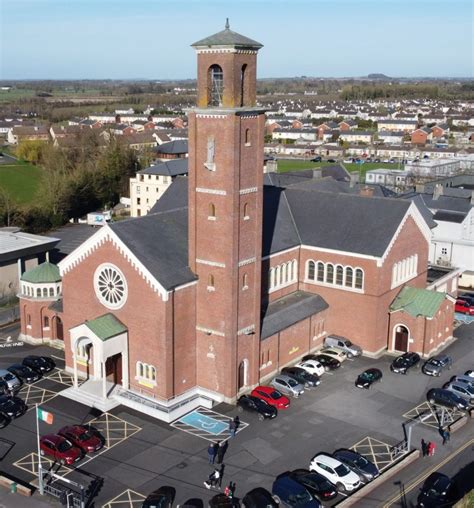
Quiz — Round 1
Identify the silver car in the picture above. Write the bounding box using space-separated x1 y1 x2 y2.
270 374 304 398
324 335 362 359
0 369 22 392
444 381 474 406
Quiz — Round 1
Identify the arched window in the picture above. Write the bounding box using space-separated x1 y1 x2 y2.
242 273 248 290
336 265 344 285
208 203 216 219
243 202 249 219
269 268 274 289
138 362 144 378
42 288 47 297
208 64 224 107
326 264 334 284
36 288 41 297
150 367 156 381
244 128 250 146
240 64 247 107
208 274 215 289
281 263 286 284
292 260 297 281
276 265 281 286
317 262 325 282
355 269 364 289
49 287 54 297
286 262 292 281
345 267 353 287
307 260 315 280
43 316 49 328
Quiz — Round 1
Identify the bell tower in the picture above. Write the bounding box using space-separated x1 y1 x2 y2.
188 21 265 401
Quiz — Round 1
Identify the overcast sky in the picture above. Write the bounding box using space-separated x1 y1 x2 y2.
1 0 472 80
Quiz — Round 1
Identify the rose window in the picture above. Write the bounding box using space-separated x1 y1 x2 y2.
94 264 128 309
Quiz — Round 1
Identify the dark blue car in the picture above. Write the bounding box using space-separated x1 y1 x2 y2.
272 473 321 507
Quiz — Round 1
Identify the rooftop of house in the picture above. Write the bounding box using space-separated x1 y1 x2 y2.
0 228 60 264
390 286 446 318
192 20 263 49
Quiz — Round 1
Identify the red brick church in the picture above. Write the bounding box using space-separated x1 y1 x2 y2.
18 23 456 418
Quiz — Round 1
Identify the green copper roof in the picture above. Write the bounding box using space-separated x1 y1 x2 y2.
192 19 263 49
85 314 127 341
21 262 61 283
390 286 446 318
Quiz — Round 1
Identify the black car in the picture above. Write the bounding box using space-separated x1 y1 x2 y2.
289 469 338 502
281 367 320 388
8 364 42 384
180 500 203 508
0 380 8 396
22 356 55 374
355 368 382 389
333 450 379 483
310 156 322 162
390 352 420 374
326 158 337 163
0 412 10 429
237 395 277 420
458 293 474 306
312 354 341 371
422 355 452 377
0 395 27 419
243 487 278 508
417 472 457 508
142 486 176 508
426 388 469 411
209 494 240 508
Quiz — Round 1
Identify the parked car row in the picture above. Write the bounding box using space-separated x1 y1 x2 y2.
40 424 104 465
427 371 474 411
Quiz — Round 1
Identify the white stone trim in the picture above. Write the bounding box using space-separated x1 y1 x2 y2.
174 280 198 292
196 326 225 337
302 244 379 263
240 115 258 119
93 263 128 310
239 187 258 195
238 257 256 267
238 325 255 335
196 259 226 268
380 203 432 267
196 187 227 195
58 225 170 301
195 48 258 55
196 114 228 119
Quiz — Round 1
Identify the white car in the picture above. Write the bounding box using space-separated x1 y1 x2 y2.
296 360 325 377
320 347 347 362
310 454 361 492
465 370 474 378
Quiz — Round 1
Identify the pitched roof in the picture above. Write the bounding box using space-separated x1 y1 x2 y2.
192 22 263 49
433 210 466 223
261 291 328 339
149 176 189 214
85 313 127 341
153 139 188 155
138 158 188 177
108 208 196 290
390 286 446 318
21 262 61 283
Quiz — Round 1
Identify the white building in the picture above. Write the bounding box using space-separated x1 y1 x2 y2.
377 119 417 132
339 131 373 144
365 168 411 188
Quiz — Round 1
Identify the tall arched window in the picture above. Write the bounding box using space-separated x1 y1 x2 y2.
208 274 215 289
317 262 325 282
326 264 334 284
307 260 315 280
269 268 274 289
208 203 216 219
49 287 54 297
242 273 248 290
355 269 364 289
244 128 250 146
243 202 249 219
276 265 281 286
336 265 344 285
292 260 297 281
208 64 224 107
345 267 353 287
281 263 286 284
43 316 49 328
240 64 247 107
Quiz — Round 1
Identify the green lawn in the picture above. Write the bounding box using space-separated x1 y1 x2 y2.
0 89 36 102
0 160 43 204
277 159 401 179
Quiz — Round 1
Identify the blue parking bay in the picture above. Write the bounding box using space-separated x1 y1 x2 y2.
171 407 248 441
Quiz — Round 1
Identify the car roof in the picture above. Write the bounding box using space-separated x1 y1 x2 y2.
0 369 11 376
275 374 294 382
42 434 64 444
254 385 274 393
313 454 342 467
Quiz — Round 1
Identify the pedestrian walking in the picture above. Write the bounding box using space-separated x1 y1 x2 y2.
204 468 220 489
233 415 240 432
421 438 427 457
428 441 436 456
228 419 236 438
207 441 218 464
442 429 450 445
218 464 225 488
224 484 232 498
216 440 228 464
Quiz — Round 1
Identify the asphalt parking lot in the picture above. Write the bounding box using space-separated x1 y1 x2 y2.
0 321 472 507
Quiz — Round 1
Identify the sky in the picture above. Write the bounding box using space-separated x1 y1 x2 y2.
0 0 473 80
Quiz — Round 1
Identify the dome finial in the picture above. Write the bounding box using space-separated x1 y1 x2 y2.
225 18 230 29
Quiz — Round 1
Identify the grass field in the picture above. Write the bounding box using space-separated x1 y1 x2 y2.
0 159 43 204
276 158 400 179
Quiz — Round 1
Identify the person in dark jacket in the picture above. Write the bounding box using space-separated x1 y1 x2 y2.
207 442 218 464
216 440 228 464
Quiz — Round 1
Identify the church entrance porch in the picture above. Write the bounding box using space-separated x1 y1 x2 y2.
393 325 409 352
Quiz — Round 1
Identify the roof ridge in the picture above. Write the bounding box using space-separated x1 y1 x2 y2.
282 189 302 245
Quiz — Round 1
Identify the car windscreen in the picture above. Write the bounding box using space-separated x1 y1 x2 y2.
335 463 350 476
57 440 73 452
77 430 94 441
269 391 281 400
354 455 369 467
287 378 298 387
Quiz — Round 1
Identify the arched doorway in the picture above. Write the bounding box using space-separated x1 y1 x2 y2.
393 325 409 352
238 359 248 391
55 317 63 341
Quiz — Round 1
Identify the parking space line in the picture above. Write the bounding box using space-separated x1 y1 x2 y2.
402 402 464 429
13 452 70 477
351 436 403 472
18 384 59 410
101 488 146 508
44 368 76 387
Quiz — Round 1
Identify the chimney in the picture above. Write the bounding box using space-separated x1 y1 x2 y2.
415 184 425 193
433 183 443 201
360 186 375 197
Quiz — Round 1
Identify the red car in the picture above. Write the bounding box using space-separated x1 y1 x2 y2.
58 425 104 454
40 434 83 465
251 386 290 409
455 299 474 315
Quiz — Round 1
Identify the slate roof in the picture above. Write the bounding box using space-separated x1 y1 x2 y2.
390 286 446 318
21 262 61 283
261 291 328 340
109 209 196 290
433 210 466 223
153 140 188 155
150 176 189 214
192 23 263 49
85 313 127 341
138 158 188 177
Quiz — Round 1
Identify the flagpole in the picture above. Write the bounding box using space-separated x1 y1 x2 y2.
36 404 44 495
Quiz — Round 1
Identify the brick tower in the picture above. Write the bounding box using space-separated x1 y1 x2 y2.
188 21 265 402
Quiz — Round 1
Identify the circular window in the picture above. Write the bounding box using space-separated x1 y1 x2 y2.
94 264 128 309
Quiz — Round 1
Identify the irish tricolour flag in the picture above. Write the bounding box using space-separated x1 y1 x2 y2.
37 408 54 424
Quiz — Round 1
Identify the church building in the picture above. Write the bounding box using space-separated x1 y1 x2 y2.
18 24 456 420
